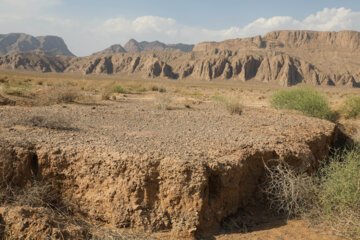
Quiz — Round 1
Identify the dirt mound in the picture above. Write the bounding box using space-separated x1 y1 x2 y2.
0 98 341 238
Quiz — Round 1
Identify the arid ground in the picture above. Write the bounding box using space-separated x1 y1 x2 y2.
0 71 359 239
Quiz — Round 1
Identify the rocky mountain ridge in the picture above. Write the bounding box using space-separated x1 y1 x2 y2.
0 33 74 57
94 39 194 55
93 39 194 55
0 30 360 87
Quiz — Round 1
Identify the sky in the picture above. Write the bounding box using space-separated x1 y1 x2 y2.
1 0 360 56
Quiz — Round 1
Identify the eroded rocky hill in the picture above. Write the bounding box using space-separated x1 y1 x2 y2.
1 30 360 87
0 33 74 57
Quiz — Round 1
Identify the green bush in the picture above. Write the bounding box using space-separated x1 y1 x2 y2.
319 148 360 214
341 96 360 119
270 87 335 121
317 148 360 238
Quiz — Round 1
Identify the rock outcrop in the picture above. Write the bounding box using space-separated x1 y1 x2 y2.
0 33 74 57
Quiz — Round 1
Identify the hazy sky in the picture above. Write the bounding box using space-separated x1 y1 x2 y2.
1 0 360 56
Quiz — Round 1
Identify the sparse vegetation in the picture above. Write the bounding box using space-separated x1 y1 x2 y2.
53 88 80 103
129 85 147 93
182 91 203 99
341 96 360 119
151 85 159 91
270 87 336 121
213 95 243 115
0 76 8 83
154 94 172 110
263 148 360 239
15 113 75 130
151 85 166 93
1 81 31 97
225 97 243 115
113 85 130 94
212 95 226 102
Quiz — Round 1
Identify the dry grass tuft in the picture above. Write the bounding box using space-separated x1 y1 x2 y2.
213 95 243 115
154 94 172 110
225 97 243 115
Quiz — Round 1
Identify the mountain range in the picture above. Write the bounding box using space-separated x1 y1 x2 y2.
0 30 360 88
0 33 194 57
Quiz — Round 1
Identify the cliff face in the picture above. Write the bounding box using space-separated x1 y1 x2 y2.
0 33 74 57
0 30 360 88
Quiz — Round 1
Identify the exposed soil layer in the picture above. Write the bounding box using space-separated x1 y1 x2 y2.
0 97 339 238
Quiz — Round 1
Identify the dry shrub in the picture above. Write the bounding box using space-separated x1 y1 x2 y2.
225 97 243 115
262 160 317 217
15 113 75 131
34 86 84 105
151 85 166 93
51 87 81 104
154 94 172 110
1 181 60 210
101 88 112 100
213 95 243 115
100 82 117 100
151 85 159 91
